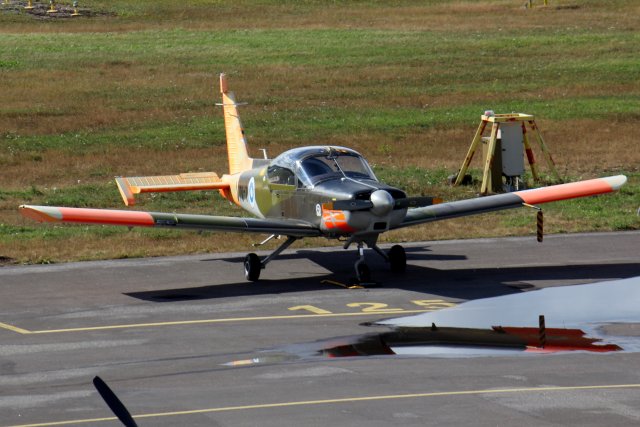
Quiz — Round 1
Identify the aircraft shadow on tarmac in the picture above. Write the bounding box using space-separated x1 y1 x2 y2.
125 246 640 303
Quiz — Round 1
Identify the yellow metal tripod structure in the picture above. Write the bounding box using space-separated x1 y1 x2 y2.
454 113 561 195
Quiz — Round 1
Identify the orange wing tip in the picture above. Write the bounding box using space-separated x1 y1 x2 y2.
19 205 62 223
517 175 627 205
20 205 156 227
55 207 156 226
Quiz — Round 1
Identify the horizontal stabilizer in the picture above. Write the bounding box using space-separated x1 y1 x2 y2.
116 173 228 206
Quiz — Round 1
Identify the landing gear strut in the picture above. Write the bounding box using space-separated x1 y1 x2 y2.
244 235 298 281
351 242 406 284
354 242 372 283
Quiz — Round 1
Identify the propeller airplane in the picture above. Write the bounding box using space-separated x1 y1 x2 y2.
20 74 627 284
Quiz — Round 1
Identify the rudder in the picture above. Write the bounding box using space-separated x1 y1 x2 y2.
220 73 253 175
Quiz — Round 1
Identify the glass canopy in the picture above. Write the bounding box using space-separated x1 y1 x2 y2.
268 146 377 188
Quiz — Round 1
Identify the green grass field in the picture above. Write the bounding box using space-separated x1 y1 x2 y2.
1 0 638 264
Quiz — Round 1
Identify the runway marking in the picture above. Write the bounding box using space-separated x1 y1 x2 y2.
347 302 405 313
0 322 31 334
8 383 640 427
1 299 457 335
289 305 333 315
0 309 431 335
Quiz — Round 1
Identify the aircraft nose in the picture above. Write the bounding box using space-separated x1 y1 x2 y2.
370 190 394 216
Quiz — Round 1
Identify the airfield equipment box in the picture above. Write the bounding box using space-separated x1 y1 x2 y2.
454 112 560 195
481 123 526 192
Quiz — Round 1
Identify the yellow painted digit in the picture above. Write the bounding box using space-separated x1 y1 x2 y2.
347 302 404 313
288 305 332 315
411 299 457 310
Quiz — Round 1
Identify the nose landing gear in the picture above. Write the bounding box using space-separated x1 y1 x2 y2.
351 242 407 285
354 242 372 284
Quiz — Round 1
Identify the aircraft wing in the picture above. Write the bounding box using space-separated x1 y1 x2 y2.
394 175 627 229
19 205 322 237
115 173 229 206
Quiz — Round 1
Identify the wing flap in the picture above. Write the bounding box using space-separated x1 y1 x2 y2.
116 173 229 206
19 205 321 237
395 175 627 229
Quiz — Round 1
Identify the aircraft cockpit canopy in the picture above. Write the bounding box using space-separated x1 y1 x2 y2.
268 146 378 188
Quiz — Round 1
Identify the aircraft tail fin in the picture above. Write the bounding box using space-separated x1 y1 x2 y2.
220 74 254 175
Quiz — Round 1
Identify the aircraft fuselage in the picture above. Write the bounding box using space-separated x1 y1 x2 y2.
235 164 408 239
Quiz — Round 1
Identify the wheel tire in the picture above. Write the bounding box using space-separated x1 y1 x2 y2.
388 244 406 273
356 263 371 283
244 253 261 281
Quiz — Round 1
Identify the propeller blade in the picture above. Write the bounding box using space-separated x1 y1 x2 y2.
330 196 441 211
331 199 374 211
394 196 441 209
93 376 139 427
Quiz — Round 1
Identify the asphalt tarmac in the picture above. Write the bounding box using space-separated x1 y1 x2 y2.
1 231 639 427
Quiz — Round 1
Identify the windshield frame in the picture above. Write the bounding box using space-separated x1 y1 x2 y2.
296 151 378 188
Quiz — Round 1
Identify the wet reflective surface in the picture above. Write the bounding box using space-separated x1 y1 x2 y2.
318 325 622 358
226 276 640 365
379 276 640 337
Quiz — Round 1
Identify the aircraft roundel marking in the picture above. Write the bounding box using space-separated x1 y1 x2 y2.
315 204 322 217
248 177 256 207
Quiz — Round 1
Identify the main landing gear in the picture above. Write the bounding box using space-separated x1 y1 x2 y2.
243 235 406 284
244 235 297 281
352 242 406 285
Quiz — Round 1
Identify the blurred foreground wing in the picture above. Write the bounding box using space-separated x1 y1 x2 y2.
116 172 229 206
19 205 321 237
395 175 627 229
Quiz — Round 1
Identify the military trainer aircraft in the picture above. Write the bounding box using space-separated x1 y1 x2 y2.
20 74 627 283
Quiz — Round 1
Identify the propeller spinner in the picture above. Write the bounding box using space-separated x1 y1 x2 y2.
369 190 395 216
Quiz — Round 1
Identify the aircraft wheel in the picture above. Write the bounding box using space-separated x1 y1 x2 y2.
388 244 406 273
356 263 371 283
244 253 261 281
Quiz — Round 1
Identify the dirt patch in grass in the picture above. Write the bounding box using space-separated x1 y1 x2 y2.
0 255 18 266
0 0 114 20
